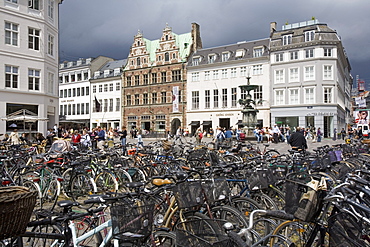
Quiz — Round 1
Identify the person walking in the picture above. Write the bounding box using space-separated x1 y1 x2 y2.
195 127 203 144
119 126 128 155
214 127 225 150
95 126 106 150
288 127 308 151
340 128 346 140
316 127 323 142
136 129 144 149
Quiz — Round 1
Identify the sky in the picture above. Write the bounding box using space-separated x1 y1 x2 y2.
59 0 370 86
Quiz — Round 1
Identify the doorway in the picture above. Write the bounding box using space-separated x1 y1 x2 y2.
171 118 181 135
219 118 230 129
324 116 333 138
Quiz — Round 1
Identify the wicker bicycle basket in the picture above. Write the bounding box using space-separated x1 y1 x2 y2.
110 202 154 239
175 219 234 247
0 186 37 240
172 180 204 209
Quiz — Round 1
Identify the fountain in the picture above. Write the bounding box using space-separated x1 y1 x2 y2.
238 76 259 137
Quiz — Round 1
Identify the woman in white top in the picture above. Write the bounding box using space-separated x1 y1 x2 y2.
8 129 21 145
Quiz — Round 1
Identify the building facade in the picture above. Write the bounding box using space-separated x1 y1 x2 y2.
269 19 352 137
122 23 202 135
186 39 271 135
0 0 63 136
90 59 126 130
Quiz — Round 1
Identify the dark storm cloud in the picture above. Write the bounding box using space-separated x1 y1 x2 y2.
59 0 370 81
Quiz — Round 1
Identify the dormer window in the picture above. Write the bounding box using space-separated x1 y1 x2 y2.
114 68 120 76
253 47 263 58
104 70 110 77
192 56 200 66
94 71 100 79
304 30 315 42
282 34 292 45
221 52 230 62
208 54 216 64
235 49 245 59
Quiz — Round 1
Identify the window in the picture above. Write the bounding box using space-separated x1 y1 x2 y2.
28 28 40 50
304 66 315 81
6 0 18 3
221 69 227 79
77 73 81 81
231 88 237 107
151 73 157 83
5 65 18 88
323 65 333 80
48 72 54 94
222 52 230 62
192 57 200 66
212 70 219 79
86 86 89 95
141 74 148 85
152 92 157 104
126 76 132 86
109 98 113 112
231 68 237 77
68 104 71 115
77 88 80 96
235 49 245 59
5 22 18 46
253 48 263 58
71 74 75 82
208 54 216 64
48 0 54 19
48 34 54 56
240 67 247 77
68 89 71 97
161 72 166 83
143 93 148 105
204 71 210 80
324 87 333 103
305 88 314 104
213 89 219 108
156 121 165 132
241 88 247 100
135 75 140 86
275 53 284 62
164 52 170 62
63 89 67 97
289 68 299 82
205 90 210 109
64 105 67 115
275 69 284 83
84 72 89 80
77 104 80 115
304 30 315 42
222 88 227 108
254 86 262 105
72 88 76 97
275 90 285 105
290 51 298 60
282 34 292 45
192 72 199 82
126 95 131 106
109 83 113 91
81 87 85 96
92 85 96 93
136 57 141 66
60 90 63 98
172 70 181 81
104 99 108 112
116 98 120 111
86 103 89 114
192 91 199 109
116 82 120 91
29 0 40 10
64 75 69 83
289 88 299 104
324 48 332 57
305 48 314 58
252 65 262 75
99 85 102 92
134 94 139 105
161 92 166 103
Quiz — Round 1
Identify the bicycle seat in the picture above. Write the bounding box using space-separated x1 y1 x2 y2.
58 200 79 208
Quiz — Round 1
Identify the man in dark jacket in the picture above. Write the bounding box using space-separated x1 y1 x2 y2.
288 127 308 150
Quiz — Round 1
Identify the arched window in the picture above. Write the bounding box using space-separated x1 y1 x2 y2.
137 41 140 46
165 52 169 62
165 35 169 41
137 57 141 66
158 55 162 61
172 53 176 59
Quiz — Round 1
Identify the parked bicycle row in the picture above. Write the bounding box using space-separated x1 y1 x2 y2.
1 137 370 246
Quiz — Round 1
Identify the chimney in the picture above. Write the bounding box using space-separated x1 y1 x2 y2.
191 22 202 53
270 22 277 34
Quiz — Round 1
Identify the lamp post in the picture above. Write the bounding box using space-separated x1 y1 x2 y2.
238 75 259 137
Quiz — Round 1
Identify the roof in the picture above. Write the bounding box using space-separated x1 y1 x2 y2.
93 59 127 79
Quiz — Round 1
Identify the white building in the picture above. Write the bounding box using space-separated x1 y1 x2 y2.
186 39 270 135
269 19 352 137
0 0 63 136
58 56 115 130
90 59 127 130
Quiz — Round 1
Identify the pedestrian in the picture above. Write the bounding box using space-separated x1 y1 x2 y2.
80 129 91 149
136 129 143 149
285 127 291 143
214 127 225 150
71 130 81 145
272 124 280 143
333 128 337 141
316 127 323 142
95 126 106 150
195 127 203 144
340 128 346 140
224 128 233 144
8 129 21 146
119 126 128 155
253 127 262 143
288 127 308 151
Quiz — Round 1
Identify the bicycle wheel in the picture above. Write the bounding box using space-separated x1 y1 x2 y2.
42 178 60 206
210 205 249 229
127 167 146 182
70 173 97 205
152 230 176 246
227 231 247 247
250 192 279 211
73 217 104 247
265 150 280 159
95 171 119 194
21 223 65 247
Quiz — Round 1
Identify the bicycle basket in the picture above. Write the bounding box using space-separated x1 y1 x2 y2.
175 219 234 247
187 149 208 161
111 202 154 239
248 168 276 190
202 178 230 205
0 186 37 240
328 211 366 247
172 180 204 209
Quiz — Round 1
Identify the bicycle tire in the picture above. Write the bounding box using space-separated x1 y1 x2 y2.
270 220 315 247
227 231 247 247
43 178 60 206
152 230 176 246
250 192 279 211
73 217 104 247
70 173 97 206
20 223 65 247
95 171 119 194
210 205 249 229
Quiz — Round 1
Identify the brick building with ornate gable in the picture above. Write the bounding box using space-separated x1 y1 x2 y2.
122 23 202 135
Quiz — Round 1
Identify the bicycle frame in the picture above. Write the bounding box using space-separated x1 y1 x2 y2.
69 219 113 247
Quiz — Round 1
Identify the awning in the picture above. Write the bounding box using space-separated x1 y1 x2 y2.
189 121 200 126
202 121 212 125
